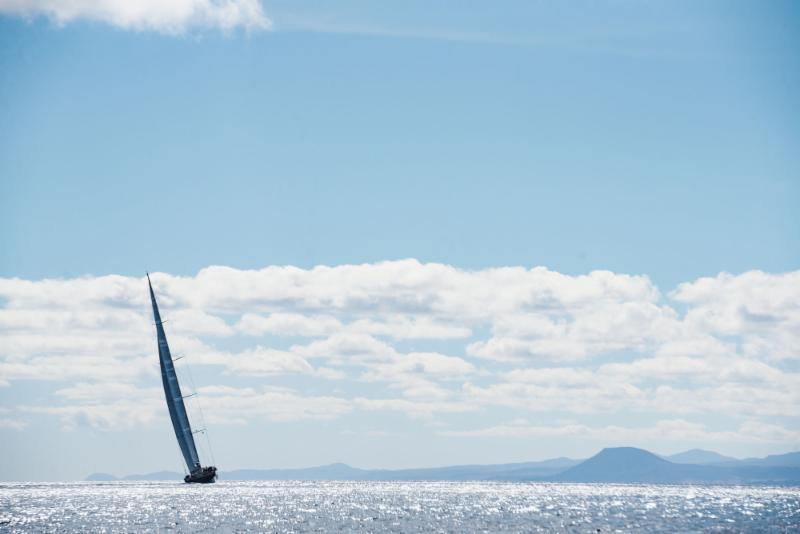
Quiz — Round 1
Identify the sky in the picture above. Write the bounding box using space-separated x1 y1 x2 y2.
0 0 798 481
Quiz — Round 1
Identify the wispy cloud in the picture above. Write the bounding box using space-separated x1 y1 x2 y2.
0 0 271 34
0 417 28 430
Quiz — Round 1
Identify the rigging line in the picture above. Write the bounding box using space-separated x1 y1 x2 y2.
162 312 215 468
174 362 199 437
192 378 217 467
177 442 187 476
181 349 217 467
157 315 188 477
205 433 216 468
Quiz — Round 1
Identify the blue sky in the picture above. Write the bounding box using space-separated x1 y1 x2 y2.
1 1 799 481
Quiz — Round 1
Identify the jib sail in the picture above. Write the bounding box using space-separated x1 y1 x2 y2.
147 274 201 474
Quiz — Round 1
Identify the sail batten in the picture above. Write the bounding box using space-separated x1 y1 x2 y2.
148 274 202 474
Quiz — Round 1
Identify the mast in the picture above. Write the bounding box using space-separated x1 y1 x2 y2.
147 274 202 474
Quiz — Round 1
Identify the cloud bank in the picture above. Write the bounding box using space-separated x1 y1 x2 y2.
1 260 798 451
0 0 271 34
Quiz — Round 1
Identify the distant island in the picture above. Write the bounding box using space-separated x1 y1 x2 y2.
87 447 800 485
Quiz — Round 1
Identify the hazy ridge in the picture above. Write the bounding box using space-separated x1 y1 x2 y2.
87 447 800 484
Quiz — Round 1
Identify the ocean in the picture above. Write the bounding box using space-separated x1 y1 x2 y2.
1 481 798 532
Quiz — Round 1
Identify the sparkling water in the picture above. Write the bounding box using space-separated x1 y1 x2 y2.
1 481 798 532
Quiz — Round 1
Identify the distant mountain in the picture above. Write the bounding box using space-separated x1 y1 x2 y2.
553 447 800 484
84 459 583 483
225 458 582 481
554 447 690 483
730 452 800 468
368 457 581 481
84 449 800 484
666 449 737 464
665 449 800 468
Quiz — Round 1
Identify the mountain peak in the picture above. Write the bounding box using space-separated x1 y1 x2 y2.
553 447 673 483
594 447 669 462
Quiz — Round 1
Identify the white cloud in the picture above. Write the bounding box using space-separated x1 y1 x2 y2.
354 397 476 419
647 384 799 418
200 386 352 423
235 312 470 341
15 382 353 429
21 397 163 431
237 313 342 337
355 351 475 402
225 346 313 376
0 0 271 34
314 367 347 380
1 262 798 441
0 355 155 383
598 355 793 386
354 350 476 402
348 317 472 340
168 309 235 337
133 261 660 320
467 299 679 362
463 378 646 415
291 332 398 364
673 270 800 361
361 352 475 383
54 382 157 401
466 359 800 418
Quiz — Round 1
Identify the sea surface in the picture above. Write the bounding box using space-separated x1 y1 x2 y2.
1 481 798 532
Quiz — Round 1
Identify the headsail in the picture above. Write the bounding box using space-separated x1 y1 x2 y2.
147 274 202 474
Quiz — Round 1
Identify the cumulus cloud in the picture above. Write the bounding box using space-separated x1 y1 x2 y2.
0 354 155 383
467 297 679 362
673 270 800 361
199 386 352 424
348 317 472 340
0 261 798 449
22 397 163 431
225 346 313 376
0 0 271 34
464 357 799 418
354 397 476 419
236 312 470 340
292 332 399 364
463 378 646 415
237 313 342 337
361 352 475 383
13 382 354 430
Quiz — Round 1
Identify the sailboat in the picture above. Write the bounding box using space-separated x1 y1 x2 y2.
147 274 217 483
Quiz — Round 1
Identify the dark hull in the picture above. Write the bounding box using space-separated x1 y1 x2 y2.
185 466 217 484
